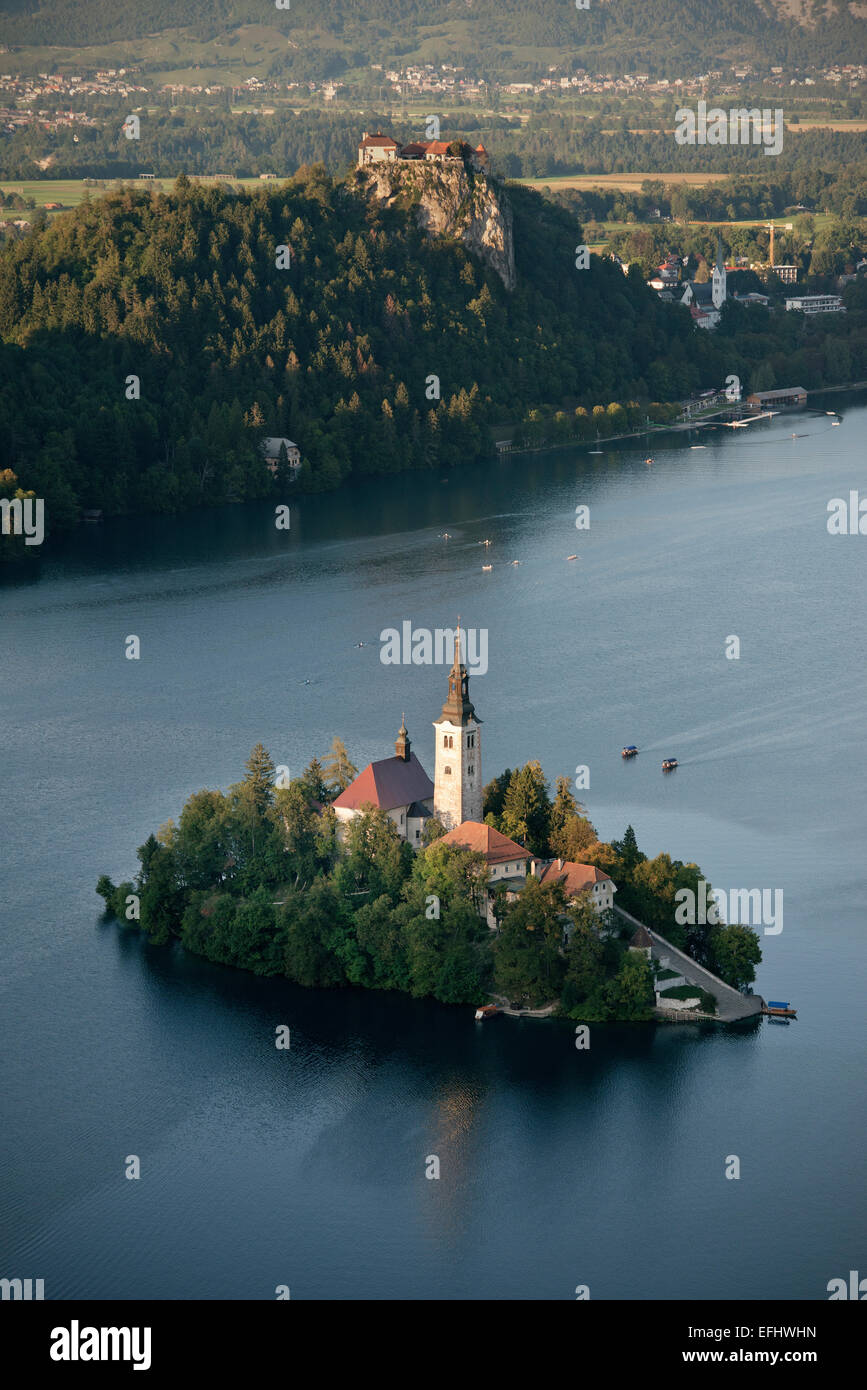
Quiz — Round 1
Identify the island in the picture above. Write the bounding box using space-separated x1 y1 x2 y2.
97 630 762 1024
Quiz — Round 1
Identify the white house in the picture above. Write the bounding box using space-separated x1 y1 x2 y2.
261 437 301 478
531 858 617 915
437 821 530 928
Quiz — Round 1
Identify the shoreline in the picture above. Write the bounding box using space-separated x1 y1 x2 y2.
494 379 867 460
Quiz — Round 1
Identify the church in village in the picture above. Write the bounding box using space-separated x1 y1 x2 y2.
332 628 617 929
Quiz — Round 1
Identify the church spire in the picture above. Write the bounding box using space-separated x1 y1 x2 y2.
437 620 477 726
395 714 411 761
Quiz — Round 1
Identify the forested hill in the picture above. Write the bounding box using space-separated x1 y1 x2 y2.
0 168 693 538
1 0 865 74
0 167 863 556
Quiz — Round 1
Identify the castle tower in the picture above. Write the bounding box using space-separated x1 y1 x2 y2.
433 625 483 830
712 236 726 310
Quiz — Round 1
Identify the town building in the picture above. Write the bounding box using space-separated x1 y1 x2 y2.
785 293 844 314
746 386 807 408
677 238 727 329
357 131 400 166
530 858 616 915
438 821 530 927
260 437 301 478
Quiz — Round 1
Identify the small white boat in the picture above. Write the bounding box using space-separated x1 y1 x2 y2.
480 538 492 547
645 457 654 465
482 564 492 572
826 411 837 416
510 560 521 565
690 445 706 450
567 554 578 561
832 420 840 426
589 450 603 455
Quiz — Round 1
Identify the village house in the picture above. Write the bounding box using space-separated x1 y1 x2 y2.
260 437 301 478
438 821 531 927
530 858 617 915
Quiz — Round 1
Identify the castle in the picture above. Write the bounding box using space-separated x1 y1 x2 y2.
333 627 482 843
357 131 489 173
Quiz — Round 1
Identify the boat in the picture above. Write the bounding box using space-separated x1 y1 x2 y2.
826 411 837 416
566 554 578 561
645 457 654 465
832 420 840 426
482 564 492 572
662 758 678 771
763 1000 797 1018
510 560 521 565
480 538 492 547
622 745 638 758
589 450 603 455
474 1004 501 1021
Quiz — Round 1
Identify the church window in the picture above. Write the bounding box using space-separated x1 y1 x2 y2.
468 765 474 776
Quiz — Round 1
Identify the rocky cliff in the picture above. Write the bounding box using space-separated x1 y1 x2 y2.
359 161 517 292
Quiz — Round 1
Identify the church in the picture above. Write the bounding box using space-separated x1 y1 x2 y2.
332 627 483 843
677 237 727 329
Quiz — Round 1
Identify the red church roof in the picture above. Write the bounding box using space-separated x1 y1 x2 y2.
333 753 433 812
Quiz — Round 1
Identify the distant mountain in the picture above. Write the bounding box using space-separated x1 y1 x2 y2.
1 0 865 75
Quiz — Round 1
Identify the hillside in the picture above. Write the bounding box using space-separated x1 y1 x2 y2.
1 0 865 76
1 164 865 555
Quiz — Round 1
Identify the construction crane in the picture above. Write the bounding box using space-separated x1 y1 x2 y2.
763 221 794 268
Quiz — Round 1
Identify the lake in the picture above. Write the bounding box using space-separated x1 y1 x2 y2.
2 397 865 1299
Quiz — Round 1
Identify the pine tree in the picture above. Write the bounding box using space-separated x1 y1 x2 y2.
244 742 276 815
322 735 357 794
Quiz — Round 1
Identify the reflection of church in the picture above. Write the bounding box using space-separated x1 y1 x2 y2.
333 628 482 843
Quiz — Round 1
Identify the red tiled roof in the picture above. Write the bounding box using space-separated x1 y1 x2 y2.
438 821 530 864
333 753 433 812
537 860 612 895
359 133 399 148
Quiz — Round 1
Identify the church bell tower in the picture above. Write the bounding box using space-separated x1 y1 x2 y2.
433 624 483 830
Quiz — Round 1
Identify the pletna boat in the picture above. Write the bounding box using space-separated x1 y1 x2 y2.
662 758 678 771
622 745 638 758
763 1000 797 1018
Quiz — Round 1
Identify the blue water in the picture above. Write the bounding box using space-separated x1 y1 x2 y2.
2 399 865 1298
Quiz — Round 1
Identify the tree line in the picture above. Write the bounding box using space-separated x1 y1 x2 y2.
96 743 761 1024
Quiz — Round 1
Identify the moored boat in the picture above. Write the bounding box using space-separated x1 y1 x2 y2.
474 1004 501 1021
763 1000 797 1018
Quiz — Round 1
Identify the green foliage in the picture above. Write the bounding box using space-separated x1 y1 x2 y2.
9 171 858 540
499 759 551 854
707 922 762 989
